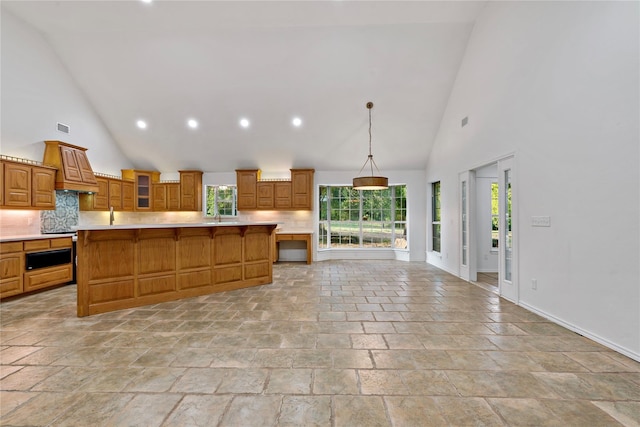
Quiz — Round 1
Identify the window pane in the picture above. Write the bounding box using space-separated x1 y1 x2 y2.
362 221 392 248
205 185 237 217
393 222 407 249
331 221 360 248
432 181 441 252
319 184 408 251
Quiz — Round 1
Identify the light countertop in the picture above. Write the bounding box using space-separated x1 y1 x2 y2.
0 234 75 243
75 221 279 231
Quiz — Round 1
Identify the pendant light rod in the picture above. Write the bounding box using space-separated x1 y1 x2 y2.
353 101 388 190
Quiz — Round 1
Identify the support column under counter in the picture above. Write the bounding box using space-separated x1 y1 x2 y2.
76 223 277 317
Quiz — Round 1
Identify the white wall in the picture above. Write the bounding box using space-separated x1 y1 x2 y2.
426 2 639 359
0 9 131 175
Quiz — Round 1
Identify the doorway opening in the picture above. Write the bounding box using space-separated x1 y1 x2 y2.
460 156 516 301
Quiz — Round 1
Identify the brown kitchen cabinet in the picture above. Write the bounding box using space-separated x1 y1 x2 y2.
79 175 130 211
291 169 314 210
0 237 73 299
122 180 135 211
153 183 167 211
236 169 313 211
236 169 259 210
178 171 202 211
257 181 274 209
31 165 56 209
0 241 24 298
274 182 292 209
108 179 123 210
3 161 31 208
1 159 57 210
167 182 181 210
121 169 160 211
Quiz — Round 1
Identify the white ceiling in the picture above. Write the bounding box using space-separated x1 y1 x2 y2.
3 1 485 173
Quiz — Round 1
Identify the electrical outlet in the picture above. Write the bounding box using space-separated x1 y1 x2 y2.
532 279 537 290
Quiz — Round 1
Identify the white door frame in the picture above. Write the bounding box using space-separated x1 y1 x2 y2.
459 170 477 282
497 156 518 303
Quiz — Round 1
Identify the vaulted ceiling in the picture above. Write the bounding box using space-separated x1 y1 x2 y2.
3 1 485 173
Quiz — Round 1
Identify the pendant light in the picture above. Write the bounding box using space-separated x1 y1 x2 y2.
353 101 388 190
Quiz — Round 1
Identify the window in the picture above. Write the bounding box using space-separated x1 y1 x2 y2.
318 185 407 250
491 182 499 250
432 181 441 253
205 185 237 217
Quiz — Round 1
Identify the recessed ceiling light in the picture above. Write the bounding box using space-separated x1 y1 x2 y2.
187 119 198 129
239 118 250 128
136 120 147 129
141 0 152 3
292 117 302 127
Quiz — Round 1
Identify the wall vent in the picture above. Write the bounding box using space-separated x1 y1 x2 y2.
57 122 70 134
461 116 468 127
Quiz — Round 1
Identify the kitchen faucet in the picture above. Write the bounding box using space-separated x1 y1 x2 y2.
109 206 115 226
214 213 222 223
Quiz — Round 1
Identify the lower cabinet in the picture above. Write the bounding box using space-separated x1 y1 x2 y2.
0 237 73 299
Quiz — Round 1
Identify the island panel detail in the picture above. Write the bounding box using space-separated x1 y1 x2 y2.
77 224 276 316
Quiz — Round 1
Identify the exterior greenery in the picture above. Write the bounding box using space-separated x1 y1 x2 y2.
318 185 407 249
205 185 237 217
431 181 441 253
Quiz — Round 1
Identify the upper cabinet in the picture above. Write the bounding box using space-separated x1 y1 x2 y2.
1 157 56 210
121 170 159 211
83 170 201 212
236 169 314 211
236 170 259 210
291 169 314 210
43 141 99 193
179 170 203 211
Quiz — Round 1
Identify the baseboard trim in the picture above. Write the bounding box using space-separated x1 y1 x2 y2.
519 301 640 363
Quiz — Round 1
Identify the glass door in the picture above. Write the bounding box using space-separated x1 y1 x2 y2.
498 157 517 302
459 170 476 282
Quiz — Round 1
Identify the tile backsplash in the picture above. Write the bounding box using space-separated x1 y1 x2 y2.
40 191 79 233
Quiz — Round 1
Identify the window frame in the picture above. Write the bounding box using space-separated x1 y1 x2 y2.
318 185 408 250
431 181 441 253
204 185 238 217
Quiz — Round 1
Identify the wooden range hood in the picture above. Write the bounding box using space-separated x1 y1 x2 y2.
42 141 99 193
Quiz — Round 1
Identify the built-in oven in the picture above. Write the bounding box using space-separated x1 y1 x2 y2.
26 248 72 270
41 232 77 283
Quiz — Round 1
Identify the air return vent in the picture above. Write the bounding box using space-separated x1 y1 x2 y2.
57 122 70 134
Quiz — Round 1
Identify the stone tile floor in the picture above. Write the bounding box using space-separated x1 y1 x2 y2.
1 260 639 426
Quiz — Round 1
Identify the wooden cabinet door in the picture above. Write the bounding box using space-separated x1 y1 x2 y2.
4 163 31 207
92 177 109 210
0 251 24 298
257 182 274 209
109 179 122 210
122 181 135 211
31 166 56 209
135 172 152 210
153 183 167 211
167 183 180 211
291 169 314 210
236 170 258 210
179 171 202 211
59 145 83 182
274 182 292 209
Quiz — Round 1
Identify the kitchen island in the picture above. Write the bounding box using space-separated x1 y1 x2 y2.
76 222 277 316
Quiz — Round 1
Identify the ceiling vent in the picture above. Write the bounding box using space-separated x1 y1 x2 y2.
57 122 70 134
